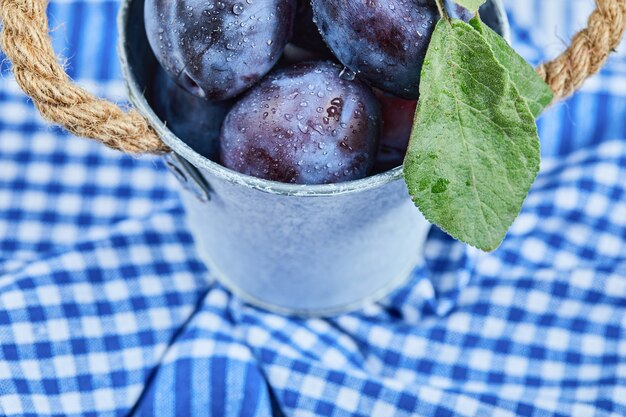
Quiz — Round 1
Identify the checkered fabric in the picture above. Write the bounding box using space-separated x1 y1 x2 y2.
1 1 625 416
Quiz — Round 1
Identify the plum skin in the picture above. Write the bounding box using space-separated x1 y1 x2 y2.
311 0 438 99
444 0 473 21
291 0 335 58
145 0 297 101
150 66 231 161
372 89 418 173
220 61 381 184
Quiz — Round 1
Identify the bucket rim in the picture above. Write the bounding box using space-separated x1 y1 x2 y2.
117 0 509 197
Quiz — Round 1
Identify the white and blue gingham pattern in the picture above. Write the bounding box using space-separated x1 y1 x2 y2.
1 1 625 416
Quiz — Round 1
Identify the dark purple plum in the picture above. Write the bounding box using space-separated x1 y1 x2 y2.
372 89 418 173
474 1 508 37
277 1 337 68
145 0 297 101
291 0 334 58
220 61 381 184
278 44 327 67
443 2 506 36
151 66 232 160
444 0 473 21
311 0 439 99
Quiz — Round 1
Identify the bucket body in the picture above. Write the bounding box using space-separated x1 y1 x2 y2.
177 167 429 316
118 0 508 316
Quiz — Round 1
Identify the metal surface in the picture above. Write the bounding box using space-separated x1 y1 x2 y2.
163 153 212 203
118 0 509 317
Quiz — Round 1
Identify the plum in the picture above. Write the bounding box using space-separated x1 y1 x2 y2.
291 0 334 58
444 0 473 21
311 0 439 99
150 66 232 161
278 44 330 67
220 61 381 184
145 0 297 101
372 89 418 173
277 1 337 68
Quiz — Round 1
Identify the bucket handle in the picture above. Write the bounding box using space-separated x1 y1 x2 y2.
1 0 625 155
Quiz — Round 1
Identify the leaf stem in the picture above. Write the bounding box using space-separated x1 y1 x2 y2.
435 0 451 22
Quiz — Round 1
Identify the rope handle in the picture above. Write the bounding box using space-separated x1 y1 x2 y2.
1 0 625 155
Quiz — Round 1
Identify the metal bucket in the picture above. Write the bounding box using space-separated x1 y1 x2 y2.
117 0 509 317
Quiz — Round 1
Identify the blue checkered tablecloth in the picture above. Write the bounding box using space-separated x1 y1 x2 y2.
1 1 625 416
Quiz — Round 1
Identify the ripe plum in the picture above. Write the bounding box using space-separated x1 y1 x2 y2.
151 66 232 160
372 89 418 173
145 0 297 100
220 61 381 184
310 0 438 99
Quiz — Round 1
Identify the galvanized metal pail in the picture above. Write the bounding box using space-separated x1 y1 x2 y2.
118 0 509 317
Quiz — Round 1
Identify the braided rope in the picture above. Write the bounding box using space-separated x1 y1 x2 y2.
537 0 626 101
0 0 625 154
0 0 169 154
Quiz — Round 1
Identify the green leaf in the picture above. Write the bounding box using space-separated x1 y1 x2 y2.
453 0 486 13
404 19 540 251
469 17 553 117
